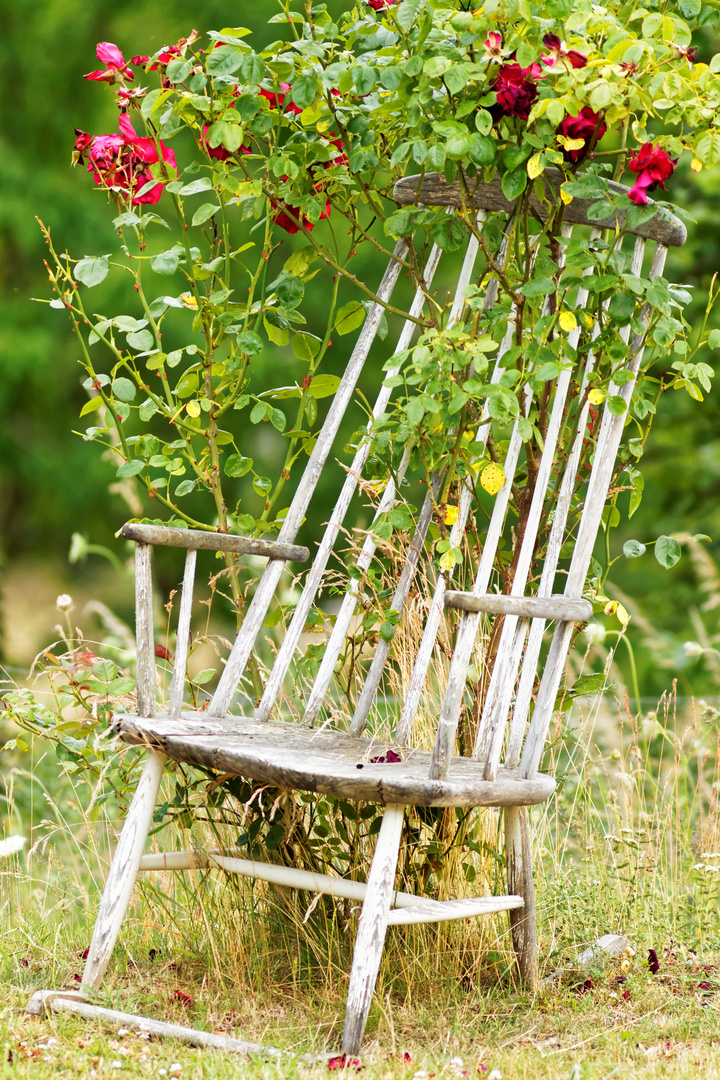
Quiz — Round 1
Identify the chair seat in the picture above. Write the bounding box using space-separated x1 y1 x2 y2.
118 711 555 808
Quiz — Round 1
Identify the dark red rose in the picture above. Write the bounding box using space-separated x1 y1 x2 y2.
491 62 539 120
557 107 606 162
627 143 677 206
367 0 396 8
648 948 661 974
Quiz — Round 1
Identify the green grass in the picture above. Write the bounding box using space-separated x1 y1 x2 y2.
1 683 720 1077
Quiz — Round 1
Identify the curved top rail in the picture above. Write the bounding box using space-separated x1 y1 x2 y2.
393 168 686 247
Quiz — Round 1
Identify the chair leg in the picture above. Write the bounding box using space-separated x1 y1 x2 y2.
81 751 167 991
504 805 537 990
341 803 404 1055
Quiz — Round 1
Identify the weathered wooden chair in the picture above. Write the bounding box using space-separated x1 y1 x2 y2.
29 170 685 1056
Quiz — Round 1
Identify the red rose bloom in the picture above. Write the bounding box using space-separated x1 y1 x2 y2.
541 33 587 70
260 83 303 116
367 0 396 8
557 107 606 162
491 62 539 120
627 142 677 206
74 115 176 206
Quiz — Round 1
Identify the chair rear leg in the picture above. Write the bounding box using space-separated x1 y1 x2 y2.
82 751 167 991
341 804 404 1055
504 806 537 990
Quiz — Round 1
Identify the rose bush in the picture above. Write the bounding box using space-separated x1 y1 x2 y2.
19 0 720 829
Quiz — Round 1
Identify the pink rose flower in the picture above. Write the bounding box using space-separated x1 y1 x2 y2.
84 41 135 83
627 142 677 206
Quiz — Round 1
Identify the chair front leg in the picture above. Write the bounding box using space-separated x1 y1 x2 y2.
505 805 537 990
341 803 404 1055
81 751 167 991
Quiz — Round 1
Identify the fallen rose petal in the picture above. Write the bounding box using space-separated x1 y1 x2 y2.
173 990 193 1006
648 948 660 974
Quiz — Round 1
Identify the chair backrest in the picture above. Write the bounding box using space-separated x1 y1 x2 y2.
126 168 685 784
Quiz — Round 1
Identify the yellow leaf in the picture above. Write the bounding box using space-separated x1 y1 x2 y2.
691 157 703 172
527 154 544 179
445 505 459 526
180 292 198 309
558 310 577 333
603 600 618 617
583 312 594 328
480 462 506 496
616 602 630 628
588 388 605 405
560 186 573 206
186 400 201 418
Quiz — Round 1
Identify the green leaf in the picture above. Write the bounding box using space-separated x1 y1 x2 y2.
608 292 636 324
353 66 376 95
396 0 424 33
623 539 646 558
291 75 318 110
695 131 720 168
307 374 340 398
224 454 253 477
570 672 606 696
206 45 245 75
179 177 214 196
655 534 681 569
75 255 110 287
291 333 321 361
235 331 264 355
520 277 555 298
151 248 181 275
445 132 475 160
272 271 304 309
501 167 528 202
264 315 289 347
117 459 145 478
469 134 495 167
708 329 720 349
335 301 366 336
139 398 159 422
127 330 155 351
240 53 266 84
431 215 466 251
174 479 196 496
270 408 286 432
80 397 103 417
111 377 137 402
606 395 627 416
191 203 221 227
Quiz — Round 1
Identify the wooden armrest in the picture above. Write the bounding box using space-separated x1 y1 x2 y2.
121 523 309 562
444 591 593 623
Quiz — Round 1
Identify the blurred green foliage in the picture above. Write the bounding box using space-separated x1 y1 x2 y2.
4 0 720 699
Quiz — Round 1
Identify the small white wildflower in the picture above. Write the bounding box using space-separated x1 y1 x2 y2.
56 594 74 612
169 1066 182 1076
413 1072 429 1079
0 835 25 858
583 622 606 646
158 1071 167 1077
701 852 720 859
683 641 704 659
488 1071 503 1080
110 1063 123 1070
693 863 705 871
118 1028 130 1036
450 1059 464 1068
